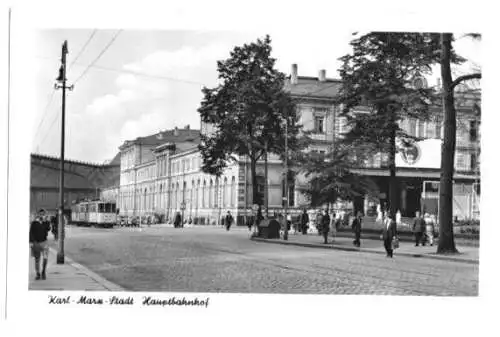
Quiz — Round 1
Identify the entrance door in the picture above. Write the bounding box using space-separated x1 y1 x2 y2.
405 184 422 217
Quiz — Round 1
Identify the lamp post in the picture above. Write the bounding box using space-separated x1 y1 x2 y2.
283 110 289 241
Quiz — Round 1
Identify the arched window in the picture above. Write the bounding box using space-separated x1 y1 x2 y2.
230 176 236 206
196 179 201 209
182 181 187 209
209 179 213 208
144 188 147 212
165 185 168 211
159 184 163 209
203 180 207 208
223 177 228 206
174 183 179 210
214 177 219 208
190 180 195 210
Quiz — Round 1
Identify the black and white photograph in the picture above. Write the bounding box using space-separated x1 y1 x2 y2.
2 1 499 336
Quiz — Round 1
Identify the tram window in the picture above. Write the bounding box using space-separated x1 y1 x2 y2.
111 204 116 213
98 203 105 213
104 203 111 212
90 204 97 212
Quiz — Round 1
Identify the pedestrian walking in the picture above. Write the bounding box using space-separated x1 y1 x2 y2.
316 210 323 236
254 206 264 233
321 209 331 244
29 209 51 280
352 211 363 247
412 211 426 246
300 209 309 235
381 211 398 258
174 211 182 228
50 215 58 241
329 210 336 242
424 213 435 246
225 211 234 231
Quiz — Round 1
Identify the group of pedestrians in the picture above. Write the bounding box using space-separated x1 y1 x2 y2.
296 208 401 258
412 211 436 246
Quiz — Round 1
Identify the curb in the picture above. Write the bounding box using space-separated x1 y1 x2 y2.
250 237 478 265
49 248 125 291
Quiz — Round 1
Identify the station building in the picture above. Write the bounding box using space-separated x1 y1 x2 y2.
109 64 480 224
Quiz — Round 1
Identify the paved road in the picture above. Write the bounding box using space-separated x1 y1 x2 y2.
57 226 478 296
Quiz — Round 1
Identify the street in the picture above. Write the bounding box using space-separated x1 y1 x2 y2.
54 226 478 296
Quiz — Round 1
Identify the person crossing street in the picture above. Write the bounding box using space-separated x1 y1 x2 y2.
225 211 234 231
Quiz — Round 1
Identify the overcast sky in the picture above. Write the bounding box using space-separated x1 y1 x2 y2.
32 29 480 163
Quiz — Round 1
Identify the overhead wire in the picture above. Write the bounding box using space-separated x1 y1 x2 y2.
72 29 123 85
68 29 98 71
35 30 99 150
36 54 206 87
38 103 61 149
33 89 57 143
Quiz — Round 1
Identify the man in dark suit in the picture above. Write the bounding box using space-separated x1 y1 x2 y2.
321 209 331 244
300 209 309 235
352 211 363 247
382 212 398 258
225 211 234 231
412 211 426 246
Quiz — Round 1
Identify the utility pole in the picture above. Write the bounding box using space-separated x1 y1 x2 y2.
264 140 269 218
54 40 73 264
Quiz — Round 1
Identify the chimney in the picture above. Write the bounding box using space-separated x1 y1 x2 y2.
174 126 179 136
291 64 298 85
319 69 326 82
185 124 190 130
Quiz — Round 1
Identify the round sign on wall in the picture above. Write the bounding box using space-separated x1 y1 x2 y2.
400 142 421 165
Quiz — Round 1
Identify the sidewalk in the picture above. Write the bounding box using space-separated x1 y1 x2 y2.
142 223 250 231
251 232 479 264
29 247 124 291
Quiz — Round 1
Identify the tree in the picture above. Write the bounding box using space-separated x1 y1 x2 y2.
300 149 380 209
437 33 481 254
198 35 301 207
337 32 450 217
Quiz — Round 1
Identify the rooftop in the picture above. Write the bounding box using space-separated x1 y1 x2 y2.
284 76 342 100
119 126 201 150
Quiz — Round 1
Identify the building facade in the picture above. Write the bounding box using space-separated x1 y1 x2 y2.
30 153 120 217
112 64 480 224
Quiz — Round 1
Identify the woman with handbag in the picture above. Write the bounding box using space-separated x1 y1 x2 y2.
381 211 398 258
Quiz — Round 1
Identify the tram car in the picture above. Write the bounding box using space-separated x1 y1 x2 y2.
71 200 117 228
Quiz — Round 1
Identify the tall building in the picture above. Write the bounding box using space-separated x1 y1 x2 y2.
287 64 480 219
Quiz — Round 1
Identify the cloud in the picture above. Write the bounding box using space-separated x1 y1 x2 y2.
123 44 230 76
71 42 232 161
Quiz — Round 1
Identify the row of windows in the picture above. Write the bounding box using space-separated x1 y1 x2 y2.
171 156 201 175
137 166 156 181
309 108 479 144
119 179 237 211
121 149 135 169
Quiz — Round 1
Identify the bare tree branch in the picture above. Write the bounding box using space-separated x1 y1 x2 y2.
451 73 481 89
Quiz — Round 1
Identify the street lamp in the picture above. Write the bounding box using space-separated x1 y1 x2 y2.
283 109 289 241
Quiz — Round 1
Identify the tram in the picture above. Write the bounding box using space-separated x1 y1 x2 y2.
70 199 117 228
